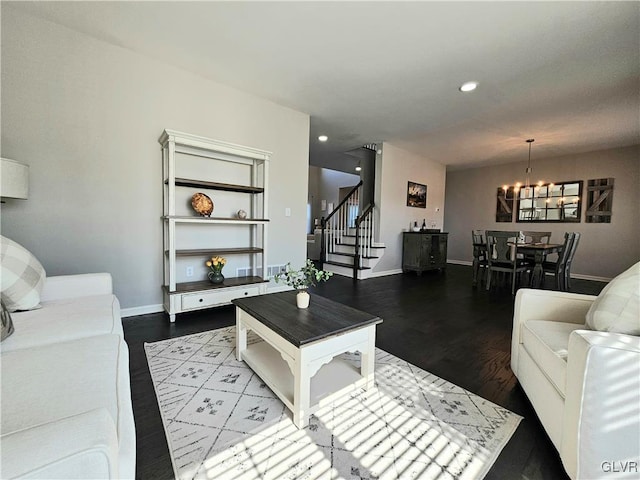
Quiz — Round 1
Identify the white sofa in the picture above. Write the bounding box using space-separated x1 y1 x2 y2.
511 265 640 479
0 273 135 479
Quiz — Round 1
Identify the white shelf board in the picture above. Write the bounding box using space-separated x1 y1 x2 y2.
243 342 295 410
163 216 269 225
242 340 363 412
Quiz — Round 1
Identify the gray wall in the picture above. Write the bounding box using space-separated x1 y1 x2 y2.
444 145 640 279
1 7 310 312
374 142 447 274
308 166 321 233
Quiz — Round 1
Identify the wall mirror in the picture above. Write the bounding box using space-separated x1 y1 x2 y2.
516 180 583 222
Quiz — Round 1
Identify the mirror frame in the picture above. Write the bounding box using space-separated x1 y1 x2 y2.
516 180 583 223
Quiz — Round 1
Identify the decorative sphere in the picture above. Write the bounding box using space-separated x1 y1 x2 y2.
237 209 247 219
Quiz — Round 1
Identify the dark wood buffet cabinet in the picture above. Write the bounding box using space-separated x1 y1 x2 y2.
402 231 448 274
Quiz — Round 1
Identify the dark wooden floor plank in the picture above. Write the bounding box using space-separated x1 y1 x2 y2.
124 264 604 479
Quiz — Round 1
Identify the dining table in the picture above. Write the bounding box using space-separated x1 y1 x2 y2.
516 242 564 288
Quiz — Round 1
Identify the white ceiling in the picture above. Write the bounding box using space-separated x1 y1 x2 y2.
8 1 640 172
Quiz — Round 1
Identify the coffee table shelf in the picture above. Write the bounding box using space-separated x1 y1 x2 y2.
242 340 362 411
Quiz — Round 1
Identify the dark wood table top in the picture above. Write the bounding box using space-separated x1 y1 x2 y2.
515 243 563 251
232 290 382 347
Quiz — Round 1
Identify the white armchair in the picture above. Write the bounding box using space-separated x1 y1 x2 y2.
511 285 640 479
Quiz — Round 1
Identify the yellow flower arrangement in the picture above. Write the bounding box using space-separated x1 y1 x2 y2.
206 255 226 273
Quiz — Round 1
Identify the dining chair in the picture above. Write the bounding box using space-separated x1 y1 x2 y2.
471 229 488 286
563 232 581 291
542 232 575 291
485 230 530 294
521 231 553 264
523 231 552 244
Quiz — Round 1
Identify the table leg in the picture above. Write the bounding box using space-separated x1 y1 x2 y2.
293 349 311 428
472 255 480 286
235 308 247 362
361 328 376 390
530 250 546 288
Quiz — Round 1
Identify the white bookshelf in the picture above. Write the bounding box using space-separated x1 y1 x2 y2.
159 129 270 322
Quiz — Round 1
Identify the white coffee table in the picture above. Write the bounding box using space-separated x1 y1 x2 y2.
233 291 382 428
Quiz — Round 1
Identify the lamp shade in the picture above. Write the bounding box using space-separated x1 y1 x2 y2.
0 158 29 199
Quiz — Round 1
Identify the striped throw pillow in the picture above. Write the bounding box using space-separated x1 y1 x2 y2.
1 299 15 341
0 235 46 312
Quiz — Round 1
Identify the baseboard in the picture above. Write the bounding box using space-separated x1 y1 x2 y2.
369 268 403 278
447 259 472 266
121 304 164 318
571 273 610 283
446 259 611 282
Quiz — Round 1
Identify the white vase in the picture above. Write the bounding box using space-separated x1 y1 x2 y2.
296 290 310 309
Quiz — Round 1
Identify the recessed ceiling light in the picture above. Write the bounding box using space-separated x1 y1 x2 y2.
318 135 328 142
355 165 362 172
459 81 479 92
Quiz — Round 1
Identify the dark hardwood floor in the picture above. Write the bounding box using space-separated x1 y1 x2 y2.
124 264 604 480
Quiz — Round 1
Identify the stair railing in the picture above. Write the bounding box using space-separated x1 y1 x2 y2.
320 180 362 265
353 202 375 279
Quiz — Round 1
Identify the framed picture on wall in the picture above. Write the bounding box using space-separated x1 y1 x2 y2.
407 181 427 208
496 186 515 222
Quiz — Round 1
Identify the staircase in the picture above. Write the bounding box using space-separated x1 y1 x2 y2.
320 181 385 280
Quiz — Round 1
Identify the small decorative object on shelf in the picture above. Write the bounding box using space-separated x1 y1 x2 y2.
191 192 214 217
206 256 226 284
412 221 420 232
274 259 333 309
237 209 247 219
420 219 427 231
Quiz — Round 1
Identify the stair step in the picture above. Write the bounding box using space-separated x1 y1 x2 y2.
324 260 371 271
327 252 379 259
335 242 386 249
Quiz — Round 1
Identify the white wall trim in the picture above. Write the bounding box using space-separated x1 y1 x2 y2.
446 259 610 282
121 304 164 318
447 259 472 266
571 273 610 283
369 268 403 278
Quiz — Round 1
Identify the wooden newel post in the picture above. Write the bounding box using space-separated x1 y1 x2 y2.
353 214 361 281
320 216 326 264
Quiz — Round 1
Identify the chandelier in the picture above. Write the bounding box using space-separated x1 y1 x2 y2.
502 138 550 198
500 140 581 220
522 138 535 198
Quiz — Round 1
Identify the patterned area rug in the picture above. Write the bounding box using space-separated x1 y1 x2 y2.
145 327 521 480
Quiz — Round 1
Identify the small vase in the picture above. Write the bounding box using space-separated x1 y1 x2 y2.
208 271 224 285
296 290 310 309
